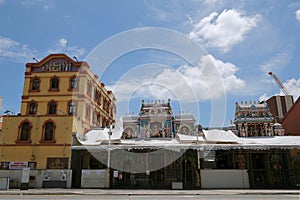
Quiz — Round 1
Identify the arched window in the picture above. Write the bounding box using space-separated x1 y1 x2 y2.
28 102 37 115
68 102 77 115
31 78 40 91
20 122 31 141
50 77 59 90
70 77 79 90
43 121 55 141
48 101 57 114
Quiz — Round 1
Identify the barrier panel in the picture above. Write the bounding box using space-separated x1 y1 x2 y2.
0 177 9 190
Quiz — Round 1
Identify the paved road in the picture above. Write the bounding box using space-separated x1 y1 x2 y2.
0 189 299 199
0 194 299 200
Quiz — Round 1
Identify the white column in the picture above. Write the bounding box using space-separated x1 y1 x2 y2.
276 96 283 119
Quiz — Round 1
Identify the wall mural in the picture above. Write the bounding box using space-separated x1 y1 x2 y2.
46 157 68 169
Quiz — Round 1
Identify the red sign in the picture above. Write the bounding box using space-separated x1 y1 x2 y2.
9 162 28 170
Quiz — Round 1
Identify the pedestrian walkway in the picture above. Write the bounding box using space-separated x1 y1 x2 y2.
0 188 299 196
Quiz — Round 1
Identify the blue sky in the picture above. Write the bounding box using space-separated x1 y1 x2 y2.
1 0 300 127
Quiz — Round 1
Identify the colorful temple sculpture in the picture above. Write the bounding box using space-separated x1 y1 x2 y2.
122 99 196 139
232 101 285 137
174 112 196 136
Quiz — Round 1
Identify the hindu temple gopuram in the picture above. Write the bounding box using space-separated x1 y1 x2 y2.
122 99 196 139
230 100 285 137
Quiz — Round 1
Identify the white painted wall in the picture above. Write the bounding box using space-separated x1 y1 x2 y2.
201 169 250 188
0 169 72 188
81 169 109 188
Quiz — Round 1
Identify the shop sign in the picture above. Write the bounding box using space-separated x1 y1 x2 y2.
9 162 28 170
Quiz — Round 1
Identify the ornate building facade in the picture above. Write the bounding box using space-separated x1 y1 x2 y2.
1 54 116 170
233 101 284 137
122 100 196 139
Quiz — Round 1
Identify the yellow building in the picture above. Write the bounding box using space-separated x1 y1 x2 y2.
0 54 116 170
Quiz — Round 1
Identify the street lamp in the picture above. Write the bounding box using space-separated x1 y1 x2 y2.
195 124 202 187
107 125 113 170
107 125 114 188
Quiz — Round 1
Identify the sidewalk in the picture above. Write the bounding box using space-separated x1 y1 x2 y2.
0 188 299 196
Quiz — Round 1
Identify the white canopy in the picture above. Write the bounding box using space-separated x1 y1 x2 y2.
177 133 205 143
74 127 300 150
77 127 122 145
203 129 241 143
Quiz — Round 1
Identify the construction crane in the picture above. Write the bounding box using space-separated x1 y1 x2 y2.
268 71 289 95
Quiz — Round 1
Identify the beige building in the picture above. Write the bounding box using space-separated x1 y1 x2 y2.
0 54 116 170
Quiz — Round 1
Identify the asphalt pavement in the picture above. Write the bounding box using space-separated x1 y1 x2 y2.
0 188 299 196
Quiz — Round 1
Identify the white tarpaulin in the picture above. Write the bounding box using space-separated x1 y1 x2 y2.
74 127 300 150
177 134 205 143
77 127 122 145
203 129 241 143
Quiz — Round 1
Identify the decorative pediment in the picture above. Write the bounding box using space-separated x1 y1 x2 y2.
40 58 73 72
29 54 83 73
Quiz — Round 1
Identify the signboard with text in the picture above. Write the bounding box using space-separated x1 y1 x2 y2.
9 162 28 170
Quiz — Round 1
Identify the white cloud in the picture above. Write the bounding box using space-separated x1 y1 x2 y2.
296 10 300 21
21 0 44 7
189 9 261 53
202 54 245 92
282 78 300 100
47 38 86 58
0 36 36 62
0 0 4 5
144 0 177 22
43 2 55 12
59 38 68 48
109 54 245 102
187 14 193 24
20 0 55 11
0 36 85 62
259 93 271 102
43 5 49 11
260 78 300 101
202 0 218 5
260 50 292 73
